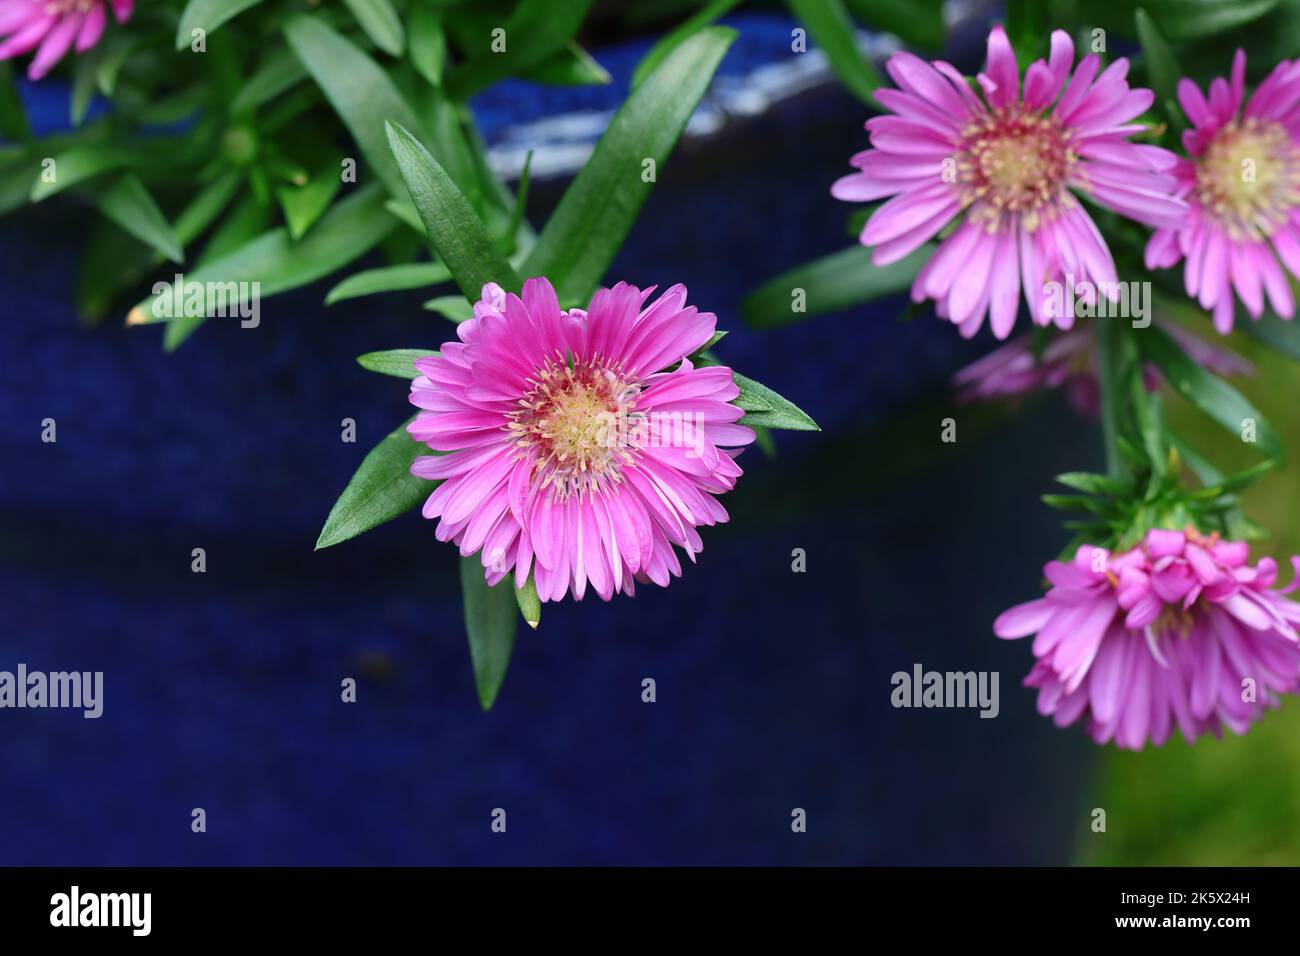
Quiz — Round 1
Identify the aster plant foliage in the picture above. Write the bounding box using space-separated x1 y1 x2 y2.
747 0 1300 748
312 26 818 710
0 2 820 709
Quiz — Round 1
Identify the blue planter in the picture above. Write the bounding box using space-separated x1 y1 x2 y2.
0 12 1095 864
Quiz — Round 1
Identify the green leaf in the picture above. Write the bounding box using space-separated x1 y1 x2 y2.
788 0 882 104
460 557 518 711
1241 311 1300 362
231 47 306 113
515 575 541 630
385 121 522 299
276 165 343 240
316 417 431 550
732 372 819 431
742 244 929 329
30 144 137 201
356 349 437 378
409 6 447 87
844 0 944 50
284 14 428 199
70 52 100 127
445 0 594 100
1139 0 1278 40
424 295 475 322
631 0 741 90
1055 471 1132 496
129 186 397 349
95 33 138 96
524 42 610 86
1138 323 1283 461
97 175 184 264
1189 459 1276 497
501 149 532 256
1134 9 1181 124
175 0 265 50
521 27 735 306
695 354 817 429
0 62 31 142
327 262 451 304
342 0 405 56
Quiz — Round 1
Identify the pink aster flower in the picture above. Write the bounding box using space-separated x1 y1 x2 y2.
952 320 1252 415
995 529 1300 750
833 26 1186 340
0 0 131 81
1145 51 1300 333
408 278 754 603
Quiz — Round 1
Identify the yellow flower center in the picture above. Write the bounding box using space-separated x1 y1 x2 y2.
957 111 1075 233
508 357 641 500
1196 119 1300 240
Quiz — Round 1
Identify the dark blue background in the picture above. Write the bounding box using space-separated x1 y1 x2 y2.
1 13 1095 865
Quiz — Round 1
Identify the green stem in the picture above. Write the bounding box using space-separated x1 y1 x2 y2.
1096 319 1126 478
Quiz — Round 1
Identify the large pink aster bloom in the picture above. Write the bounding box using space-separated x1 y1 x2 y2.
833 26 1186 340
995 529 1300 750
0 0 131 80
408 278 754 603
1145 51 1300 333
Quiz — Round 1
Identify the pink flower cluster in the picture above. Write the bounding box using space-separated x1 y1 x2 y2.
995 529 1300 749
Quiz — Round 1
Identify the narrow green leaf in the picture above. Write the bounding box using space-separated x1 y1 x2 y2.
95 33 137 96
342 0 405 56
460 556 518 711
515 575 541 629
97 175 184 264
1055 471 1132 496
522 27 735 306
1242 311 1300 362
383 197 425 234
1138 323 1283 461
129 186 397 349
1134 9 1181 123
1141 0 1277 40
173 171 242 247
316 416 431 550
327 262 451 304
733 372 819 431
501 149 532 256
175 0 265 50
356 349 438 378
742 244 929 329
284 14 428 199
30 144 137 201
525 42 610 86
845 0 944 50
231 47 306 113
409 6 447 87
276 165 343 240
0 62 31 142
788 0 881 104
424 295 475 322
631 0 741 90
385 121 522 299
445 0 594 100
71 52 100 127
